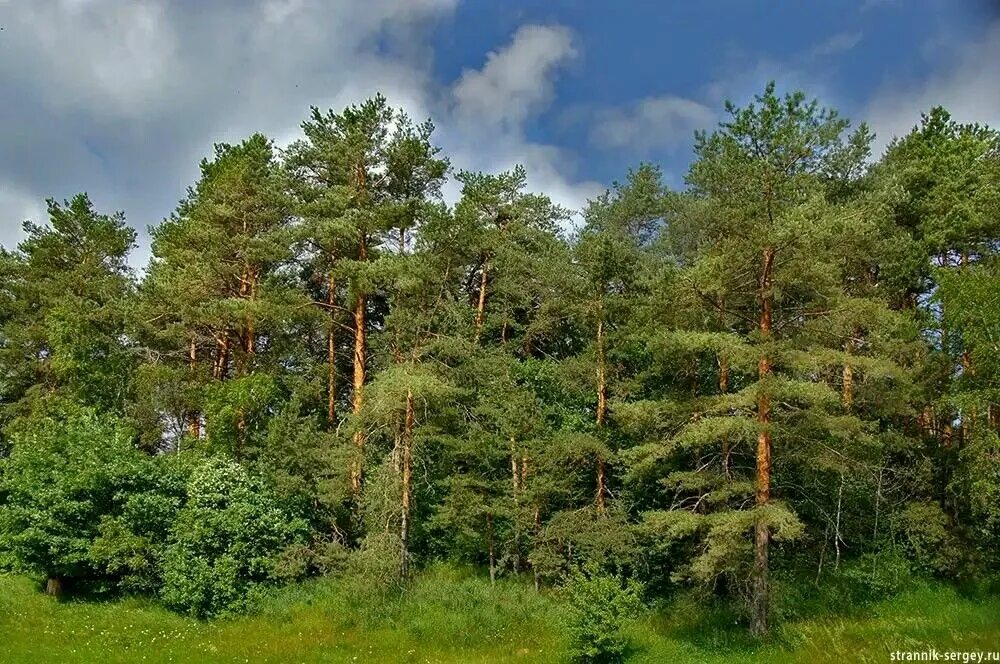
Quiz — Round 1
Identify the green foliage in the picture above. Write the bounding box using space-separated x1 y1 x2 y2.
160 458 307 617
895 501 967 578
87 453 193 593
0 195 136 421
0 404 155 591
563 565 644 662
0 87 998 646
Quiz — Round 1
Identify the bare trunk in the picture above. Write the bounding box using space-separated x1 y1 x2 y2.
212 333 230 380
474 256 490 342
400 389 414 578
595 458 607 514
350 160 369 496
235 412 246 459
350 240 368 496
510 438 523 571
751 246 774 638
596 315 608 427
327 272 337 428
843 331 856 411
186 337 200 439
838 337 852 572
842 362 853 410
235 270 255 458
237 268 256 375
532 504 541 591
961 350 975 441
718 294 732 478
487 512 496 584
45 575 62 598
511 439 521 495
245 274 256 357
595 309 608 513
835 473 844 569
919 405 935 437
720 353 731 478
872 467 884 578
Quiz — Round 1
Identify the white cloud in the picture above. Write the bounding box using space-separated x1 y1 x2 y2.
0 2 602 260
444 24 600 220
808 31 863 59
590 96 714 152
452 24 578 130
0 186 46 249
0 0 460 260
865 21 1000 155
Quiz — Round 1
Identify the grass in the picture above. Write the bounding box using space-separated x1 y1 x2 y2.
1 566 998 663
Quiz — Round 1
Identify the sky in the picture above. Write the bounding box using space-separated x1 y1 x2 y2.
1 0 999 266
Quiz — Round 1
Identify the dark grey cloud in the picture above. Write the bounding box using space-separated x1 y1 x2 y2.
0 0 603 265
0 0 456 261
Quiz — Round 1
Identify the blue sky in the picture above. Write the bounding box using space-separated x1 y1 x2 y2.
1 0 998 262
434 0 997 186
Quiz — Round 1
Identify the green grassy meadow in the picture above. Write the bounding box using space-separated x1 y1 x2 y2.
2 567 998 663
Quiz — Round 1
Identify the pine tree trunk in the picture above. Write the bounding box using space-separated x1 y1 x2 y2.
400 389 414 578
245 272 256 357
327 272 337 428
45 575 62 598
719 354 731 478
839 336 852 571
350 161 369 496
595 458 607 514
487 512 496 584
236 272 255 459
350 240 367 496
843 335 854 411
595 307 608 514
751 246 774 638
961 349 975 441
212 332 230 380
474 255 490 342
186 336 200 439
235 412 246 459
510 438 522 571
236 269 256 375
532 504 541 591
718 295 732 478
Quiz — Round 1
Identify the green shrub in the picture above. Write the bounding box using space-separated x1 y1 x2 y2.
160 458 306 617
841 549 915 601
0 404 161 595
897 501 966 577
563 565 644 662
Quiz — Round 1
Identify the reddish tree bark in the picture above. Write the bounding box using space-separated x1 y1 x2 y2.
751 246 774 637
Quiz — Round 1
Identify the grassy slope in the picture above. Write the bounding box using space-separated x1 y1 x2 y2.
1 568 998 663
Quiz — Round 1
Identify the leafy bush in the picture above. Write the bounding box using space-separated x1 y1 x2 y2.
160 458 307 617
88 454 193 593
897 501 966 577
563 565 644 662
0 404 158 594
841 549 915 601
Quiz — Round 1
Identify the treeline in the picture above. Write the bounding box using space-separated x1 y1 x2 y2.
0 85 998 634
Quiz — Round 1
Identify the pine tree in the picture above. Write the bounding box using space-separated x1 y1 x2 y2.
0 194 136 423
138 134 299 454
285 96 446 501
636 84 896 634
874 109 1000 564
577 164 666 513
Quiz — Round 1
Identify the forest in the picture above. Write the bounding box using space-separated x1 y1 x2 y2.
0 83 998 660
